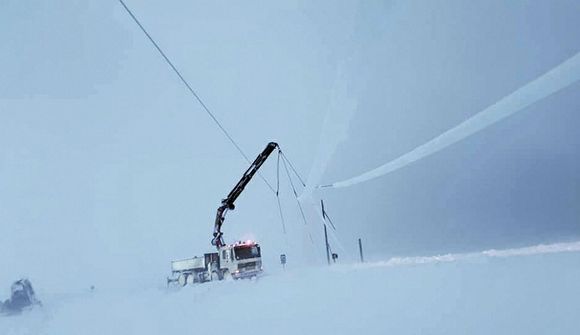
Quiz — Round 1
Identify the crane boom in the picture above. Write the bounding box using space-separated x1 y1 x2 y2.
211 142 279 248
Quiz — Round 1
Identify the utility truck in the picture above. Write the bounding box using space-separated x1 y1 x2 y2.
168 142 278 286
169 240 262 286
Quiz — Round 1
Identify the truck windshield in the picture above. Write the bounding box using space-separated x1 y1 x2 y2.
234 245 261 260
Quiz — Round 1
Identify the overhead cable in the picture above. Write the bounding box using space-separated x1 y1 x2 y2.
117 0 275 193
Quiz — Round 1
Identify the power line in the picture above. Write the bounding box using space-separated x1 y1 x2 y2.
280 151 306 187
281 154 313 246
117 0 275 193
275 150 287 234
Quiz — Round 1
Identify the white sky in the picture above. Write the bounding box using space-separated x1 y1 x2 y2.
1 1 579 285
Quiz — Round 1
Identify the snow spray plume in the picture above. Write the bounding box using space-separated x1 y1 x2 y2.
301 66 357 198
321 51 580 189
299 65 357 258
362 241 580 269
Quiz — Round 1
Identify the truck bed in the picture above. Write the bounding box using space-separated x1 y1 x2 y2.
171 257 205 272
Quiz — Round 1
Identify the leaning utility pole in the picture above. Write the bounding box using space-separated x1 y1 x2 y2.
324 224 330 265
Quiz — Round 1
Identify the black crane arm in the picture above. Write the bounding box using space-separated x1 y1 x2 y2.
211 142 279 248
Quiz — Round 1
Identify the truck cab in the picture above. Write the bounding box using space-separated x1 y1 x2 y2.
218 240 262 279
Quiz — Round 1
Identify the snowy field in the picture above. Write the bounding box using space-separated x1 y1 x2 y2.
2 243 579 335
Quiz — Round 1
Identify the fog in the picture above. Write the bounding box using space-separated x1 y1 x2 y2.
1 0 579 290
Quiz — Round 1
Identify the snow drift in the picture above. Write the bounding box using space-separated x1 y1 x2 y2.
2 241 579 335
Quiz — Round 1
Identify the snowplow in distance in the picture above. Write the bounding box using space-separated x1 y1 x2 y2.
168 142 278 286
1 279 42 315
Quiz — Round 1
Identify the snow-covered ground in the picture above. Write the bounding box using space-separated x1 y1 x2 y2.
3 242 579 335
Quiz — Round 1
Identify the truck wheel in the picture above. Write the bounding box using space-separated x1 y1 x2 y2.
199 272 208 283
186 274 195 285
211 271 220 281
178 273 188 287
223 271 233 281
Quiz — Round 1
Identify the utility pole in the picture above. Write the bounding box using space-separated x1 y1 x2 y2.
324 224 330 265
358 238 364 263
321 199 335 266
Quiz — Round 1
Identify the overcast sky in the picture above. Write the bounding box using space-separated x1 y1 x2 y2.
1 0 579 286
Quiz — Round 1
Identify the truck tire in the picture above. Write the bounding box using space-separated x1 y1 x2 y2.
210 271 220 281
186 274 195 285
199 272 208 283
178 273 188 287
223 271 233 281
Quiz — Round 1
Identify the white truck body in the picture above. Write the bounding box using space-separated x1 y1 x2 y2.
171 257 206 272
168 241 263 286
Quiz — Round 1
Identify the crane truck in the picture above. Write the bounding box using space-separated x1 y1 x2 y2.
168 142 279 286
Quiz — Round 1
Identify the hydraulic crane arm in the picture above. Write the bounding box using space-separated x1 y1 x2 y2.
211 142 279 248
